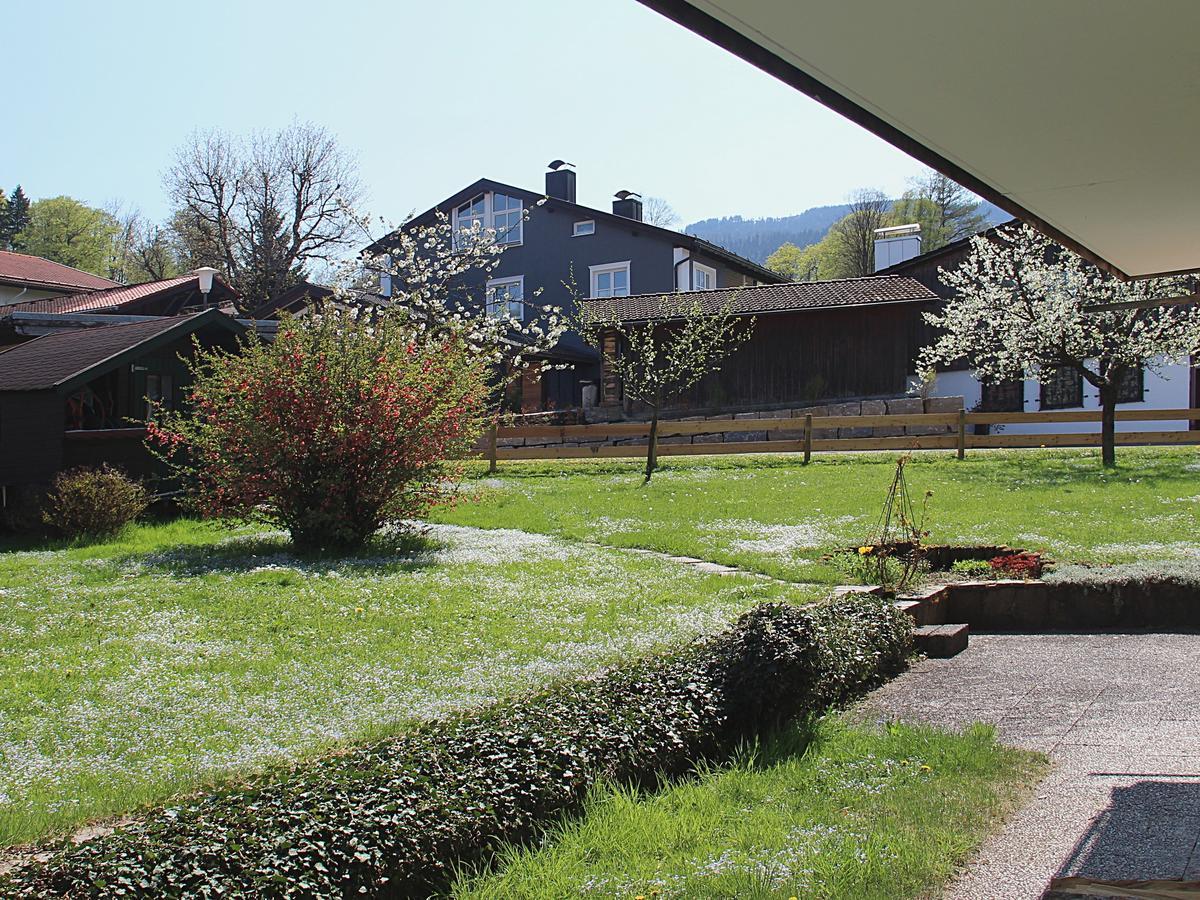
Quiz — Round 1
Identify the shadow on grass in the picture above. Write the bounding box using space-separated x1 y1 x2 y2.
123 529 446 577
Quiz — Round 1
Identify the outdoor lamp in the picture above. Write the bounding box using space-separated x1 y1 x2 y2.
193 266 218 302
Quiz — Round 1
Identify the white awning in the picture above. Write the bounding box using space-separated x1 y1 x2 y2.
640 0 1200 279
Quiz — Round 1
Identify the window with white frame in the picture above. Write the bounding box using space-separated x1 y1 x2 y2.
573 219 595 237
590 261 630 299
486 276 524 319
491 193 523 245
692 262 716 291
453 192 524 248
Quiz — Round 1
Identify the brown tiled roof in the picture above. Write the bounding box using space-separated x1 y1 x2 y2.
1 274 239 317
0 310 242 392
580 275 939 323
0 250 120 292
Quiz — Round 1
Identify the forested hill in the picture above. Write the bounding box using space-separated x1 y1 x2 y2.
685 200 1008 265
684 204 854 265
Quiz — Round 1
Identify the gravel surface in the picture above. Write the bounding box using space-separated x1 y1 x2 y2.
854 632 1200 899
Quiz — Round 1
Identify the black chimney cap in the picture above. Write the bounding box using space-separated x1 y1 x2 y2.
548 159 575 171
614 189 642 201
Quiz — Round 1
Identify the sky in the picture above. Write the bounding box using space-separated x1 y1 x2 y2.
4 0 930 231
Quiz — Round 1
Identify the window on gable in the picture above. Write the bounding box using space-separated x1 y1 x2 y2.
590 261 630 299
573 220 595 237
491 193 523 245
1040 366 1083 410
692 262 716 291
454 194 486 246
486 276 524 320
1116 366 1145 403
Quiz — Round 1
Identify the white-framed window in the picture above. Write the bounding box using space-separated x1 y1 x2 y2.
486 275 524 320
491 193 523 245
692 262 717 291
453 193 486 247
452 191 524 248
572 219 595 237
589 261 631 299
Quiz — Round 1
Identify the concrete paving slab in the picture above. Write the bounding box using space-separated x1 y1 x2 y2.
852 632 1200 899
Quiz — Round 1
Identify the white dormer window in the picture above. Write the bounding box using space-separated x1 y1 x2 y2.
573 220 595 237
453 191 523 248
692 262 716 291
486 275 524 320
590 261 630 299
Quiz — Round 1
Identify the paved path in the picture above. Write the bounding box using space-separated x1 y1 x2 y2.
854 632 1200 899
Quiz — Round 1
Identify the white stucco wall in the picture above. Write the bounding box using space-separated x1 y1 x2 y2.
0 285 62 306
928 358 1194 434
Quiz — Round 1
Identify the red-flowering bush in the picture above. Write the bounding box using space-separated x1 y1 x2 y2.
989 551 1044 580
148 309 489 551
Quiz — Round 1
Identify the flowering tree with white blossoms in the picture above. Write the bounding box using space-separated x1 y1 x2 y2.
919 223 1200 467
332 204 568 395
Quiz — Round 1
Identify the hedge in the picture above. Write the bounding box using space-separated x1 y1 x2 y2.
2 596 911 898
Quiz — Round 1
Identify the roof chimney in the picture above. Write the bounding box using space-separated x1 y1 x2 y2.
612 190 642 222
545 160 576 203
873 223 922 272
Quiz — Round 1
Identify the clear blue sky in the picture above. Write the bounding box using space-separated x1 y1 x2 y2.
4 0 928 230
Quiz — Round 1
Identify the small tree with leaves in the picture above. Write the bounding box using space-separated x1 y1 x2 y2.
919 223 1200 467
579 294 753 482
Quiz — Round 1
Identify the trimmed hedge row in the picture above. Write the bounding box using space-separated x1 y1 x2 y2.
3 597 911 898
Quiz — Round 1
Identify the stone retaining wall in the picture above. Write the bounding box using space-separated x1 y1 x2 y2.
497 396 965 450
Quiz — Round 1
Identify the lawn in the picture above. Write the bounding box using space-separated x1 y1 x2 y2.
0 518 814 849
437 448 1200 584
5 447 1190 857
453 717 1046 899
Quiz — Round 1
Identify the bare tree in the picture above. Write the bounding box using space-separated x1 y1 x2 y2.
829 188 891 277
642 196 680 229
578 294 753 483
166 122 362 309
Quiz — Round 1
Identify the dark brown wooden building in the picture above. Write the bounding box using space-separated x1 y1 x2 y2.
583 276 940 415
0 310 245 495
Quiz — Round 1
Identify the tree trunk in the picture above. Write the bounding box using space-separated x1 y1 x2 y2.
1100 381 1117 468
644 407 660 484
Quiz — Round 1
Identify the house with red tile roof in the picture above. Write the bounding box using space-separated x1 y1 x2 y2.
0 250 120 306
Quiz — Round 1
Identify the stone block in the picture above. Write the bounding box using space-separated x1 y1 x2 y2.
691 433 723 444
827 402 861 416
925 396 966 413
770 429 806 441
861 399 887 416
813 428 838 440
886 397 924 415
725 430 768 442
657 435 693 445
913 623 969 657
839 426 872 439
873 426 905 437
734 411 761 420
906 425 953 436
496 437 526 448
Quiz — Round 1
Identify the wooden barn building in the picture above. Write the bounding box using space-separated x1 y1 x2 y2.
0 310 245 497
583 275 940 415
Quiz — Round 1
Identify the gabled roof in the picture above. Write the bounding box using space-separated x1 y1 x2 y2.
248 280 335 320
0 250 120 293
0 309 245 394
581 275 937 323
1 273 240 317
372 177 783 284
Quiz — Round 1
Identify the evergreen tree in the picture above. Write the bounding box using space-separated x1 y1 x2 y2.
239 204 303 309
1 185 32 250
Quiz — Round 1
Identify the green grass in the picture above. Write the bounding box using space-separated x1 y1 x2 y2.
438 448 1200 584
0 518 816 849
453 717 1047 899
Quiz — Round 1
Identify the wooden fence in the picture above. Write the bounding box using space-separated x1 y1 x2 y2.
479 407 1200 467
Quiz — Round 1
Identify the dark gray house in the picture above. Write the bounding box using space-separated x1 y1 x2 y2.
372 164 782 411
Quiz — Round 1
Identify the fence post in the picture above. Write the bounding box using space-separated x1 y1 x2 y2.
803 413 813 465
487 424 498 474
956 409 966 460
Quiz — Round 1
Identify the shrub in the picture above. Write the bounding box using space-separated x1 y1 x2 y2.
41 466 148 539
1 596 911 898
990 551 1043 579
951 559 995 579
148 309 489 552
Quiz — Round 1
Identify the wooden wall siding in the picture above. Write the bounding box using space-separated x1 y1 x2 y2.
682 306 926 411
0 391 64 484
62 428 163 482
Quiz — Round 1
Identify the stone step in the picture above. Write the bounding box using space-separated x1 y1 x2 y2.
913 623 969 658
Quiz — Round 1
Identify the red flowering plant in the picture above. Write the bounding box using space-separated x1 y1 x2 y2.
148 307 489 552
